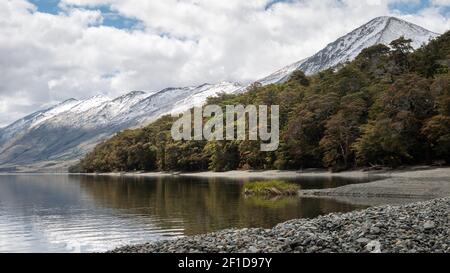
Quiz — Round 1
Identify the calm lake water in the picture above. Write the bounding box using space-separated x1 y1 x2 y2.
0 174 375 253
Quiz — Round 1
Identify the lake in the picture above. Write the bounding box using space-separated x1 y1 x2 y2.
0 174 375 253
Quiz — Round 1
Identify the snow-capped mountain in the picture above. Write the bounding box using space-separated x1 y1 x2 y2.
258 16 439 85
0 82 242 170
0 16 440 171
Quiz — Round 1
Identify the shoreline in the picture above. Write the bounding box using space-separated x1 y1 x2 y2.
4 166 450 200
110 197 450 253
74 166 450 199
68 169 376 179
64 165 447 178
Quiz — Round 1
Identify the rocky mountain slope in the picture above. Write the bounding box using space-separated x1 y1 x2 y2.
258 16 439 85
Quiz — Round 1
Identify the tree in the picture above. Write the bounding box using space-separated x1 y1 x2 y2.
380 74 434 121
354 44 391 80
354 118 412 167
354 74 434 166
431 75 450 115
288 70 310 86
126 143 157 171
390 36 413 72
358 44 391 61
390 36 414 54
204 141 240 171
422 115 450 163
411 31 450 78
239 140 269 170
319 93 367 170
421 74 450 162
282 93 340 168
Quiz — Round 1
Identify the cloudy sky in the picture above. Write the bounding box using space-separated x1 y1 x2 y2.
0 0 449 127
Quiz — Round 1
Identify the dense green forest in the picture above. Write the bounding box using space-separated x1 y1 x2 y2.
70 31 450 173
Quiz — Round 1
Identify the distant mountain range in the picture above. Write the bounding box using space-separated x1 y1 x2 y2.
0 16 440 172
0 82 241 171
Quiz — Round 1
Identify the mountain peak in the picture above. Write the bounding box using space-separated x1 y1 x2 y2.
113 91 147 102
127 91 146 96
370 16 424 25
61 98 78 104
86 94 110 100
372 15 396 22
258 16 438 85
369 16 413 26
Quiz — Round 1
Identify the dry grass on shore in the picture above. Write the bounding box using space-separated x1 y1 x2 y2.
243 180 299 196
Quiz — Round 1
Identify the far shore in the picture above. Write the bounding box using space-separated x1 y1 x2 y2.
70 168 384 179
67 165 449 180
2 165 447 179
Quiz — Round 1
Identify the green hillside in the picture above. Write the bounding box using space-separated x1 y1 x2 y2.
70 31 450 173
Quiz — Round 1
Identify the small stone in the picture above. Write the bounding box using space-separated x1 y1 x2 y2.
248 246 259 253
371 227 381 234
424 221 435 230
356 238 370 244
366 240 382 253
287 240 302 249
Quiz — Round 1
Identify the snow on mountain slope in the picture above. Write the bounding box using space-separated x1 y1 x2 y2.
0 99 80 145
125 82 243 125
65 95 111 114
44 93 146 129
171 82 243 114
259 16 439 85
257 59 306 86
0 82 242 168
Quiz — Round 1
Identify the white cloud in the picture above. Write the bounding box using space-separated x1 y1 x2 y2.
430 0 450 5
0 0 449 127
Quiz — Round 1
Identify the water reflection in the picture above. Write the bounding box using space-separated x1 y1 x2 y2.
0 174 370 253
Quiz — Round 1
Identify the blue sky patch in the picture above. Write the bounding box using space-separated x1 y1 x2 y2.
94 5 141 29
28 0 141 29
389 0 429 14
29 0 60 14
388 0 449 16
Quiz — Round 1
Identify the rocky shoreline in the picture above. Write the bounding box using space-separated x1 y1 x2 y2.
111 197 450 253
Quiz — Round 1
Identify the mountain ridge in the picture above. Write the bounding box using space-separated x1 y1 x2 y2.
0 82 242 170
258 16 439 85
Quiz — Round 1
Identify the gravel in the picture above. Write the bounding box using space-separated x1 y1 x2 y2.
299 168 450 199
110 197 450 253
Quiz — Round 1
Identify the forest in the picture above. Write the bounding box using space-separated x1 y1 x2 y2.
70 31 450 173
